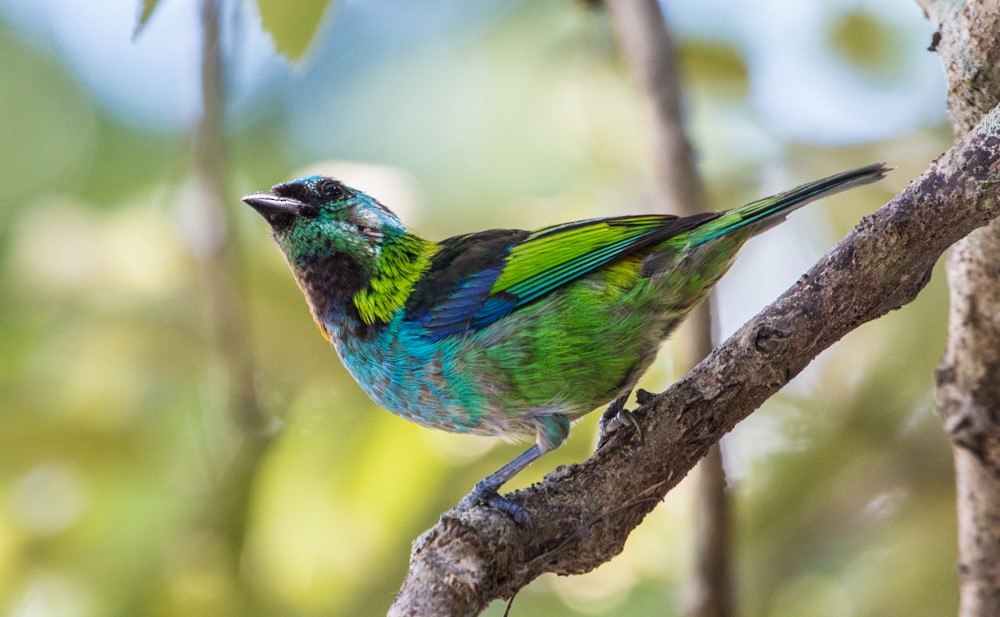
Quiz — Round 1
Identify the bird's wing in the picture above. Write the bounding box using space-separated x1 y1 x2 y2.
403 228 528 340
405 213 719 341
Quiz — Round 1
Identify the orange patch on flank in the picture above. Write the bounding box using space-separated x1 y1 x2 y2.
294 277 333 343
308 309 331 343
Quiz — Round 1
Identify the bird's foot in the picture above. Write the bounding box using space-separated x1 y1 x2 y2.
597 391 646 449
457 480 533 531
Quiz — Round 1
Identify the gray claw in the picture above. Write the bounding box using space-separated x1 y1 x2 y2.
604 408 643 441
598 392 643 448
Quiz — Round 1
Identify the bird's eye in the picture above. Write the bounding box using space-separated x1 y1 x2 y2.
318 179 345 200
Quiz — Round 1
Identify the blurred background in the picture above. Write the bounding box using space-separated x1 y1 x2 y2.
0 0 957 615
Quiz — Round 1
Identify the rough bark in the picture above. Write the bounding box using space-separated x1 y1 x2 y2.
388 107 1000 616
920 1 1000 615
604 2 734 615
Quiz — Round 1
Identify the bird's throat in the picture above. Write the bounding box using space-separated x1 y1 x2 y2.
291 233 435 338
293 252 369 340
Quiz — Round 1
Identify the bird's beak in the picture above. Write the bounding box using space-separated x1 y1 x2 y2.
242 193 302 227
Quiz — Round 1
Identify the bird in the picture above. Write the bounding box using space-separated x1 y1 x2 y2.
243 162 888 525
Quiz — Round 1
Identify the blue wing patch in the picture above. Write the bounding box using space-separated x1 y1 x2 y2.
419 267 509 341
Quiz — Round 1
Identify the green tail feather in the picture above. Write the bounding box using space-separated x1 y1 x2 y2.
683 162 890 247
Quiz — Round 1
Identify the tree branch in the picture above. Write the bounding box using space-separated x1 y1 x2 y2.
192 1 272 610
605 0 703 212
603 2 734 615
388 106 1000 617
921 1 1000 615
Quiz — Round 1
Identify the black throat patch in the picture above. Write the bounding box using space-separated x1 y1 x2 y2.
296 252 374 339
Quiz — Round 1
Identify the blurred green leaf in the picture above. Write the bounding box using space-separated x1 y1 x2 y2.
0 30 96 203
828 10 900 75
133 0 162 40
256 0 336 62
679 39 748 97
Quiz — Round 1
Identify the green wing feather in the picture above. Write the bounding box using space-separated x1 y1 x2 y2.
680 162 890 246
414 161 889 340
410 214 717 340
485 163 888 317
490 214 715 304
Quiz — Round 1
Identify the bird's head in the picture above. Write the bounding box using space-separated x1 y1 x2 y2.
243 175 408 272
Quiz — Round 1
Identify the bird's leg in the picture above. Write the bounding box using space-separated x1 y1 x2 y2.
458 415 570 529
458 444 542 527
598 390 644 448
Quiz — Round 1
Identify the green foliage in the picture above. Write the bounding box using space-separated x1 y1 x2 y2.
135 0 335 62
678 39 748 98
0 26 96 204
828 10 903 76
256 0 336 62
133 0 162 39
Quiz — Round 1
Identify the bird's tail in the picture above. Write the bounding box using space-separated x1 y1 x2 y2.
682 162 890 247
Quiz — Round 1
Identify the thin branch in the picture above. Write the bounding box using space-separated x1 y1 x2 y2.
688 443 733 617
192 0 272 608
603 1 733 615
195 0 263 431
605 0 703 211
388 105 1000 617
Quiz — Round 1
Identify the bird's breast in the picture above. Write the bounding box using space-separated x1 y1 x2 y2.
325 315 500 435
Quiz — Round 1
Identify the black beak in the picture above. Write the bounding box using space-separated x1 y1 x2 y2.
242 193 302 228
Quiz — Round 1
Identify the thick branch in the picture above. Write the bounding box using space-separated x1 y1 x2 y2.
922 1 1000 615
925 0 1000 483
389 107 1000 617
